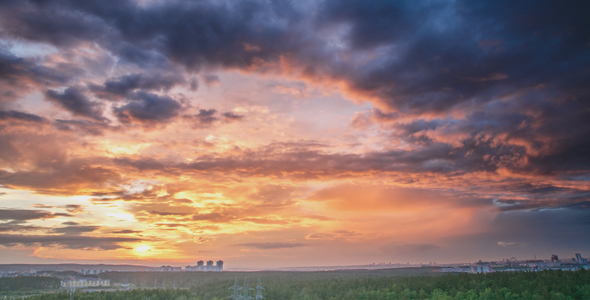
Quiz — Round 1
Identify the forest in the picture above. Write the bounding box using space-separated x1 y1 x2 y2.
17 268 590 300
0 276 60 292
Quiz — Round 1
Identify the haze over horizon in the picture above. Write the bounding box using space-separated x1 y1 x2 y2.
0 0 589 269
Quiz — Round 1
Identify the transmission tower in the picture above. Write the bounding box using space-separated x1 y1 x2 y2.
255 278 264 300
228 277 242 300
242 277 254 300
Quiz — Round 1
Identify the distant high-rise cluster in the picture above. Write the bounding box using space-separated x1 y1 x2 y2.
185 260 223 272
441 253 590 274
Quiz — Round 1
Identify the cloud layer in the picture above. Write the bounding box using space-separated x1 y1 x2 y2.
0 0 588 267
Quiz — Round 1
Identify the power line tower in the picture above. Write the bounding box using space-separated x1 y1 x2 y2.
255 278 264 300
242 277 254 300
228 277 242 300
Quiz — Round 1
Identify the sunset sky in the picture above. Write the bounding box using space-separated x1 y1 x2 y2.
0 0 589 269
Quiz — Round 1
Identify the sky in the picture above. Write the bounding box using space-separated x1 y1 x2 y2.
0 0 589 269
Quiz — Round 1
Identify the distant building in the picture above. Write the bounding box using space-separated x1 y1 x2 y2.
469 265 493 274
185 265 200 271
576 253 584 264
151 265 181 272
206 260 214 271
185 260 205 271
551 255 559 262
185 260 223 272
61 278 110 288
79 269 110 275
441 267 468 273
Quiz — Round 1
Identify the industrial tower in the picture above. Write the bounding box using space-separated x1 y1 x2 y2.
242 277 254 300
255 278 264 300
228 277 242 300
228 277 263 300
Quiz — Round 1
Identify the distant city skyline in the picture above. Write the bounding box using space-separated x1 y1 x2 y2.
1 252 589 270
1 252 589 275
0 0 589 268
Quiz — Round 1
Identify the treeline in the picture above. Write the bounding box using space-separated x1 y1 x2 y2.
100 267 440 289
190 269 590 300
102 269 590 300
0 276 60 292
22 269 590 299
28 289 198 300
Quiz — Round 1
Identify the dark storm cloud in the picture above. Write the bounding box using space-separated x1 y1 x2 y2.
114 92 182 124
496 205 590 234
28 204 84 213
0 50 70 84
53 119 112 136
375 92 590 177
0 162 121 195
2 109 110 136
182 109 244 128
1 0 587 113
45 87 105 121
0 209 70 221
51 225 99 235
0 234 139 250
0 110 46 123
222 112 244 121
323 0 590 179
0 50 76 103
63 204 84 213
510 183 579 196
189 77 199 91
233 242 306 249
442 205 590 257
492 197 590 212
111 229 141 234
330 0 590 181
149 211 190 216
0 0 307 71
318 0 590 113
183 109 218 128
111 157 166 172
114 144 492 177
0 221 42 232
0 0 110 47
1 0 584 177
92 73 185 99
112 140 590 209
0 0 588 248
202 74 221 87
